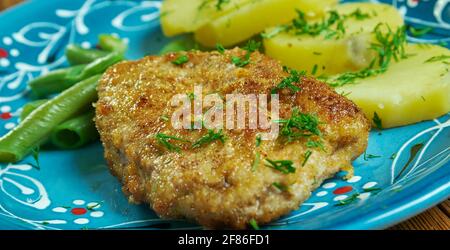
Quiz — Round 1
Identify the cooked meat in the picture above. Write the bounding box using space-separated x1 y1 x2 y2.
95 48 370 229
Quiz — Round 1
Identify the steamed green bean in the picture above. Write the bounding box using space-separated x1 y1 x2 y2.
28 65 85 98
78 52 123 79
21 101 98 150
20 99 48 121
0 75 101 163
98 34 128 55
29 52 123 98
50 111 98 149
65 44 110 65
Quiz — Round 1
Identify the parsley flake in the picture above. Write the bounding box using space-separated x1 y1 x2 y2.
215 0 230 11
364 151 381 161
272 182 288 192
424 54 450 63
249 219 260 230
172 54 189 65
252 152 260 172
156 133 190 153
275 108 322 143
271 68 305 94
408 26 433 37
231 40 261 67
373 112 383 130
216 43 225 54
302 150 312 166
265 159 296 174
192 129 226 148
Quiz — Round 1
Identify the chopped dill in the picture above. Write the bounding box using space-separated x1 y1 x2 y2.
265 159 296 174
192 129 226 148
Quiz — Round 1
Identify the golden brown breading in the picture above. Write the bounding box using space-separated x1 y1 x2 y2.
95 48 370 229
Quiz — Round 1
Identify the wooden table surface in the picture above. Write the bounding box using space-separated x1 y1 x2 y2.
1 0 449 231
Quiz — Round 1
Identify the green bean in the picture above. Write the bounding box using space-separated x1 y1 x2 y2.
20 100 96 149
28 65 85 98
0 75 101 163
20 99 48 121
78 52 123 79
65 44 110 65
98 34 128 55
50 110 98 149
29 52 123 98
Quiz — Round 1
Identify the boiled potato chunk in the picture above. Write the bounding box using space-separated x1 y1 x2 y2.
161 0 251 37
264 3 404 75
194 0 338 47
336 44 450 128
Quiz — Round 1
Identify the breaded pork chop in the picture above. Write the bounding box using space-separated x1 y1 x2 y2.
95 48 370 229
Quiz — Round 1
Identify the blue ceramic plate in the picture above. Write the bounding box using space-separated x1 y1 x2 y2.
0 0 449 230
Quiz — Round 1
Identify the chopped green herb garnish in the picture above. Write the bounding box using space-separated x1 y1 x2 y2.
255 134 262 147
371 24 407 68
231 40 261 67
326 24 407 87
408 26 433 37
363 187 382 194
373 112 382 130
272 182 288 191
275 108 322 143
265 159 296 174
364 151 381 161
261 25 289 39
192 129 226 148
302 150 312 166
172 54 189 65
231 56 250 67
424 54 450 63
325 66 387 87
347 8 371 20
271 68 305 94
87 202 100 210
249 219 260 230
313 51 322 56
216 43 225 54
198 0 209 10
306 139 324 151
187 92 196 100
335 193 359 206
252 152 260 172
160 115 169 121
311 64 318 75
156 133 190 153
390 152 397 160
215 0 230 11
264 9 370 40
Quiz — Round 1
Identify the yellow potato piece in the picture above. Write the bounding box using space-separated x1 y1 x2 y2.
336 44 450 128
263 2 404 75
161 0 251 37
194 0 338 47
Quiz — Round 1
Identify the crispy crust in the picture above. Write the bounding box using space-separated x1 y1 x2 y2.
95 48 370 229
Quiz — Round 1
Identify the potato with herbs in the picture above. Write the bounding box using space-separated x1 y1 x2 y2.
194 0 338 47
263 3 404 76
161 0 338 46
335 44 450 128
161 0 247 36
